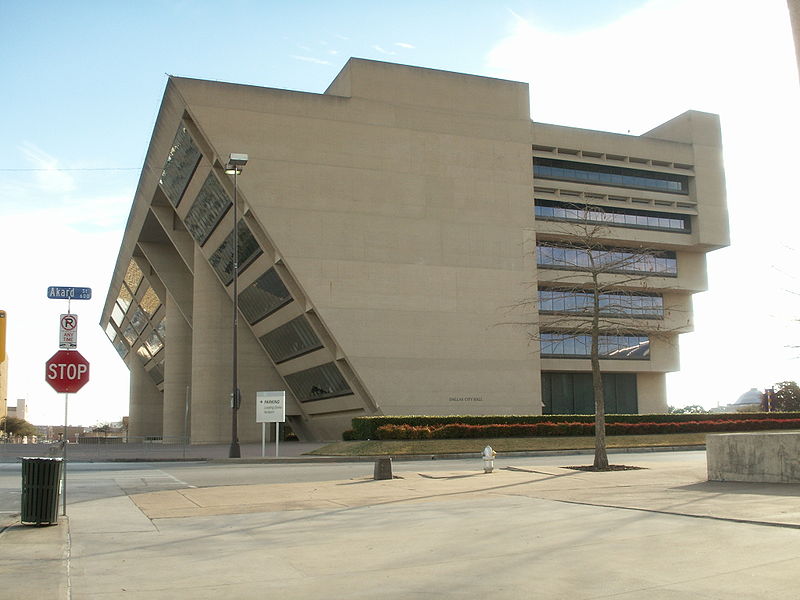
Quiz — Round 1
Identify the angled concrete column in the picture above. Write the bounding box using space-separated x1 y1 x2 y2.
162 293 192 443
127 357 163 440
190 246 232 444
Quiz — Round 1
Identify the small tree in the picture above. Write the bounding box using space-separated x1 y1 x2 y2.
1 416 37 438
772 381 800 411
669 404 709 414
514 205 690 469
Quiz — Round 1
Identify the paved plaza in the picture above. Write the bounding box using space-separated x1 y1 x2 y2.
2 451 800 599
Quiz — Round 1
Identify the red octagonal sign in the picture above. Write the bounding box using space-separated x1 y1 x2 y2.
46 350 90 393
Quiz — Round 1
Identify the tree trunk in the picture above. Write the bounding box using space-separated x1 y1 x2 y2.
591 283 609 469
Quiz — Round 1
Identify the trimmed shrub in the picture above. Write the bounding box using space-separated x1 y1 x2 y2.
348 412 800 440
369 418 800 440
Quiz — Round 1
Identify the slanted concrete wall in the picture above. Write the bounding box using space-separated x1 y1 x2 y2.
707 432 800 483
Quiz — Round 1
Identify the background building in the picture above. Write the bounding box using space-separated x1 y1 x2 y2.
102 59 728 442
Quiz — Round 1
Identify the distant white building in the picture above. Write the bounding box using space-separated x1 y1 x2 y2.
7 398 28 421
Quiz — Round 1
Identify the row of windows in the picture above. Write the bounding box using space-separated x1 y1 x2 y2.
238 268 293 325
535 200 690 233
159 125 201 207
184 174 231 245
534 158 689 194
537 244 678 276
209 220 263 286
284 362 353 402
259 316 324 364
540 333 650 359
538 289 664 318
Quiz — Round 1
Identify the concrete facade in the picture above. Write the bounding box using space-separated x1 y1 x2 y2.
101 59 728 442
707 432 800 483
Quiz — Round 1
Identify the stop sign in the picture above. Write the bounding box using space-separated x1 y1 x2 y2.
45 350 90 393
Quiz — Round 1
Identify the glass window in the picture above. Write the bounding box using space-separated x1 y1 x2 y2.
537 243 677 276
136 345 151 362
540 333 650 359
284 362 353 402
124 260 143 294
111 303 125 326
539 289 664 318
148 361 165 385
156 318 166 341
116 285 133 314
260 316 324 364
208 220 263 285
533 158 690 195
122 323 138 345
113 338 128 358
184 173 231 245
144 328 163 356
238 268 293 324
130 306 148 333
534 200 690 233
104 322 117 341
140 287 161 317
159 125 202 207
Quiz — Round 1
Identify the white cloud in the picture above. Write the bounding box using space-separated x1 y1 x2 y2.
290 55 332 65
486 0 800 408
19 142 76 194
371 45 396 55
395 42 415 49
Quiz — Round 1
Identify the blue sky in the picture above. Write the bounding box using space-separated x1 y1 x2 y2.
1 0 798 425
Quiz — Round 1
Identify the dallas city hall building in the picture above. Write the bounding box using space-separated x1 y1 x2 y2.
101 59 728 443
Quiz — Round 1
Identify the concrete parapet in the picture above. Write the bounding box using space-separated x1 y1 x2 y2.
707 431 800 483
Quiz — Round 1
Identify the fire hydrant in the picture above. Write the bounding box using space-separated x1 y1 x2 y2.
482 445 497 473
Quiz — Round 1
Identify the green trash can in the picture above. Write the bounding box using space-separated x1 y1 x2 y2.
20 457 63 525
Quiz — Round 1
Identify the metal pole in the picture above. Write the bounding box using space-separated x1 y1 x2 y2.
183 385 190 459
261 422 265 458
62 392 68 517
229 167 241 458
275 422 279 457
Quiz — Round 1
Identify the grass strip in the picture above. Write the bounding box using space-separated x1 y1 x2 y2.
308 433 708 456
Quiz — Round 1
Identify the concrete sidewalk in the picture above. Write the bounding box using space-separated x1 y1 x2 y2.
3 456 800 599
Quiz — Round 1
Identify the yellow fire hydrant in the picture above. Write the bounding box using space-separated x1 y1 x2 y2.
482 445 497 473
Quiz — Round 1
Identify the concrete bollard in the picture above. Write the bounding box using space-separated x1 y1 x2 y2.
374 457 393 480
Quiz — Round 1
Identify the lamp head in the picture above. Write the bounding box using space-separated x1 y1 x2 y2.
225 153 248 174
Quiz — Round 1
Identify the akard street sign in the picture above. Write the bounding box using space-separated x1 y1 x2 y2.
45 350 90 394
47 286 92 300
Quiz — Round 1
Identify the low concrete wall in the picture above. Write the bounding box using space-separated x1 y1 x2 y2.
707 431 800 483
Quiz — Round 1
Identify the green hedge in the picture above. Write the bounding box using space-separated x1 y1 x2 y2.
348 412 800 440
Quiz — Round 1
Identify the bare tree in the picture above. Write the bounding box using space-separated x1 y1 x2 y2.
514 205 690 469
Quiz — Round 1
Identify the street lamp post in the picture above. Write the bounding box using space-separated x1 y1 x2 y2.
225 152 248 458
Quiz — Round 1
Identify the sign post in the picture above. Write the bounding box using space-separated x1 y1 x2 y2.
256 391 285 457
46 284 91 519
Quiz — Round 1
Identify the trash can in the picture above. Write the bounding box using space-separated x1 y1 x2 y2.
20 457 63 525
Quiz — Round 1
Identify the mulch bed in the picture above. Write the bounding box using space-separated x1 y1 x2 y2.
563 465 645 472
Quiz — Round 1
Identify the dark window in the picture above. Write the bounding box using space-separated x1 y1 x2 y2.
144 327 163 356
184 174 231 245
535 200 690 233
538 289 664 318
238 268 293 325
208 220 263 285
260 316 323 364
541 372 638 414
284 362 353 402
537 244 677 276
130 306 148 333
534 158 689 194
148 361 165 386
540 333 650 359
113 337 128 358
159 125 201 207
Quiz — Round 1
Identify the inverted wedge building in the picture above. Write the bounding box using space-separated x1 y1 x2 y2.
101 59 728 442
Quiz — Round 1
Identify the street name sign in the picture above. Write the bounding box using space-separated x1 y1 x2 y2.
59 314 78 349
45 350 90 393
47 286 92 300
